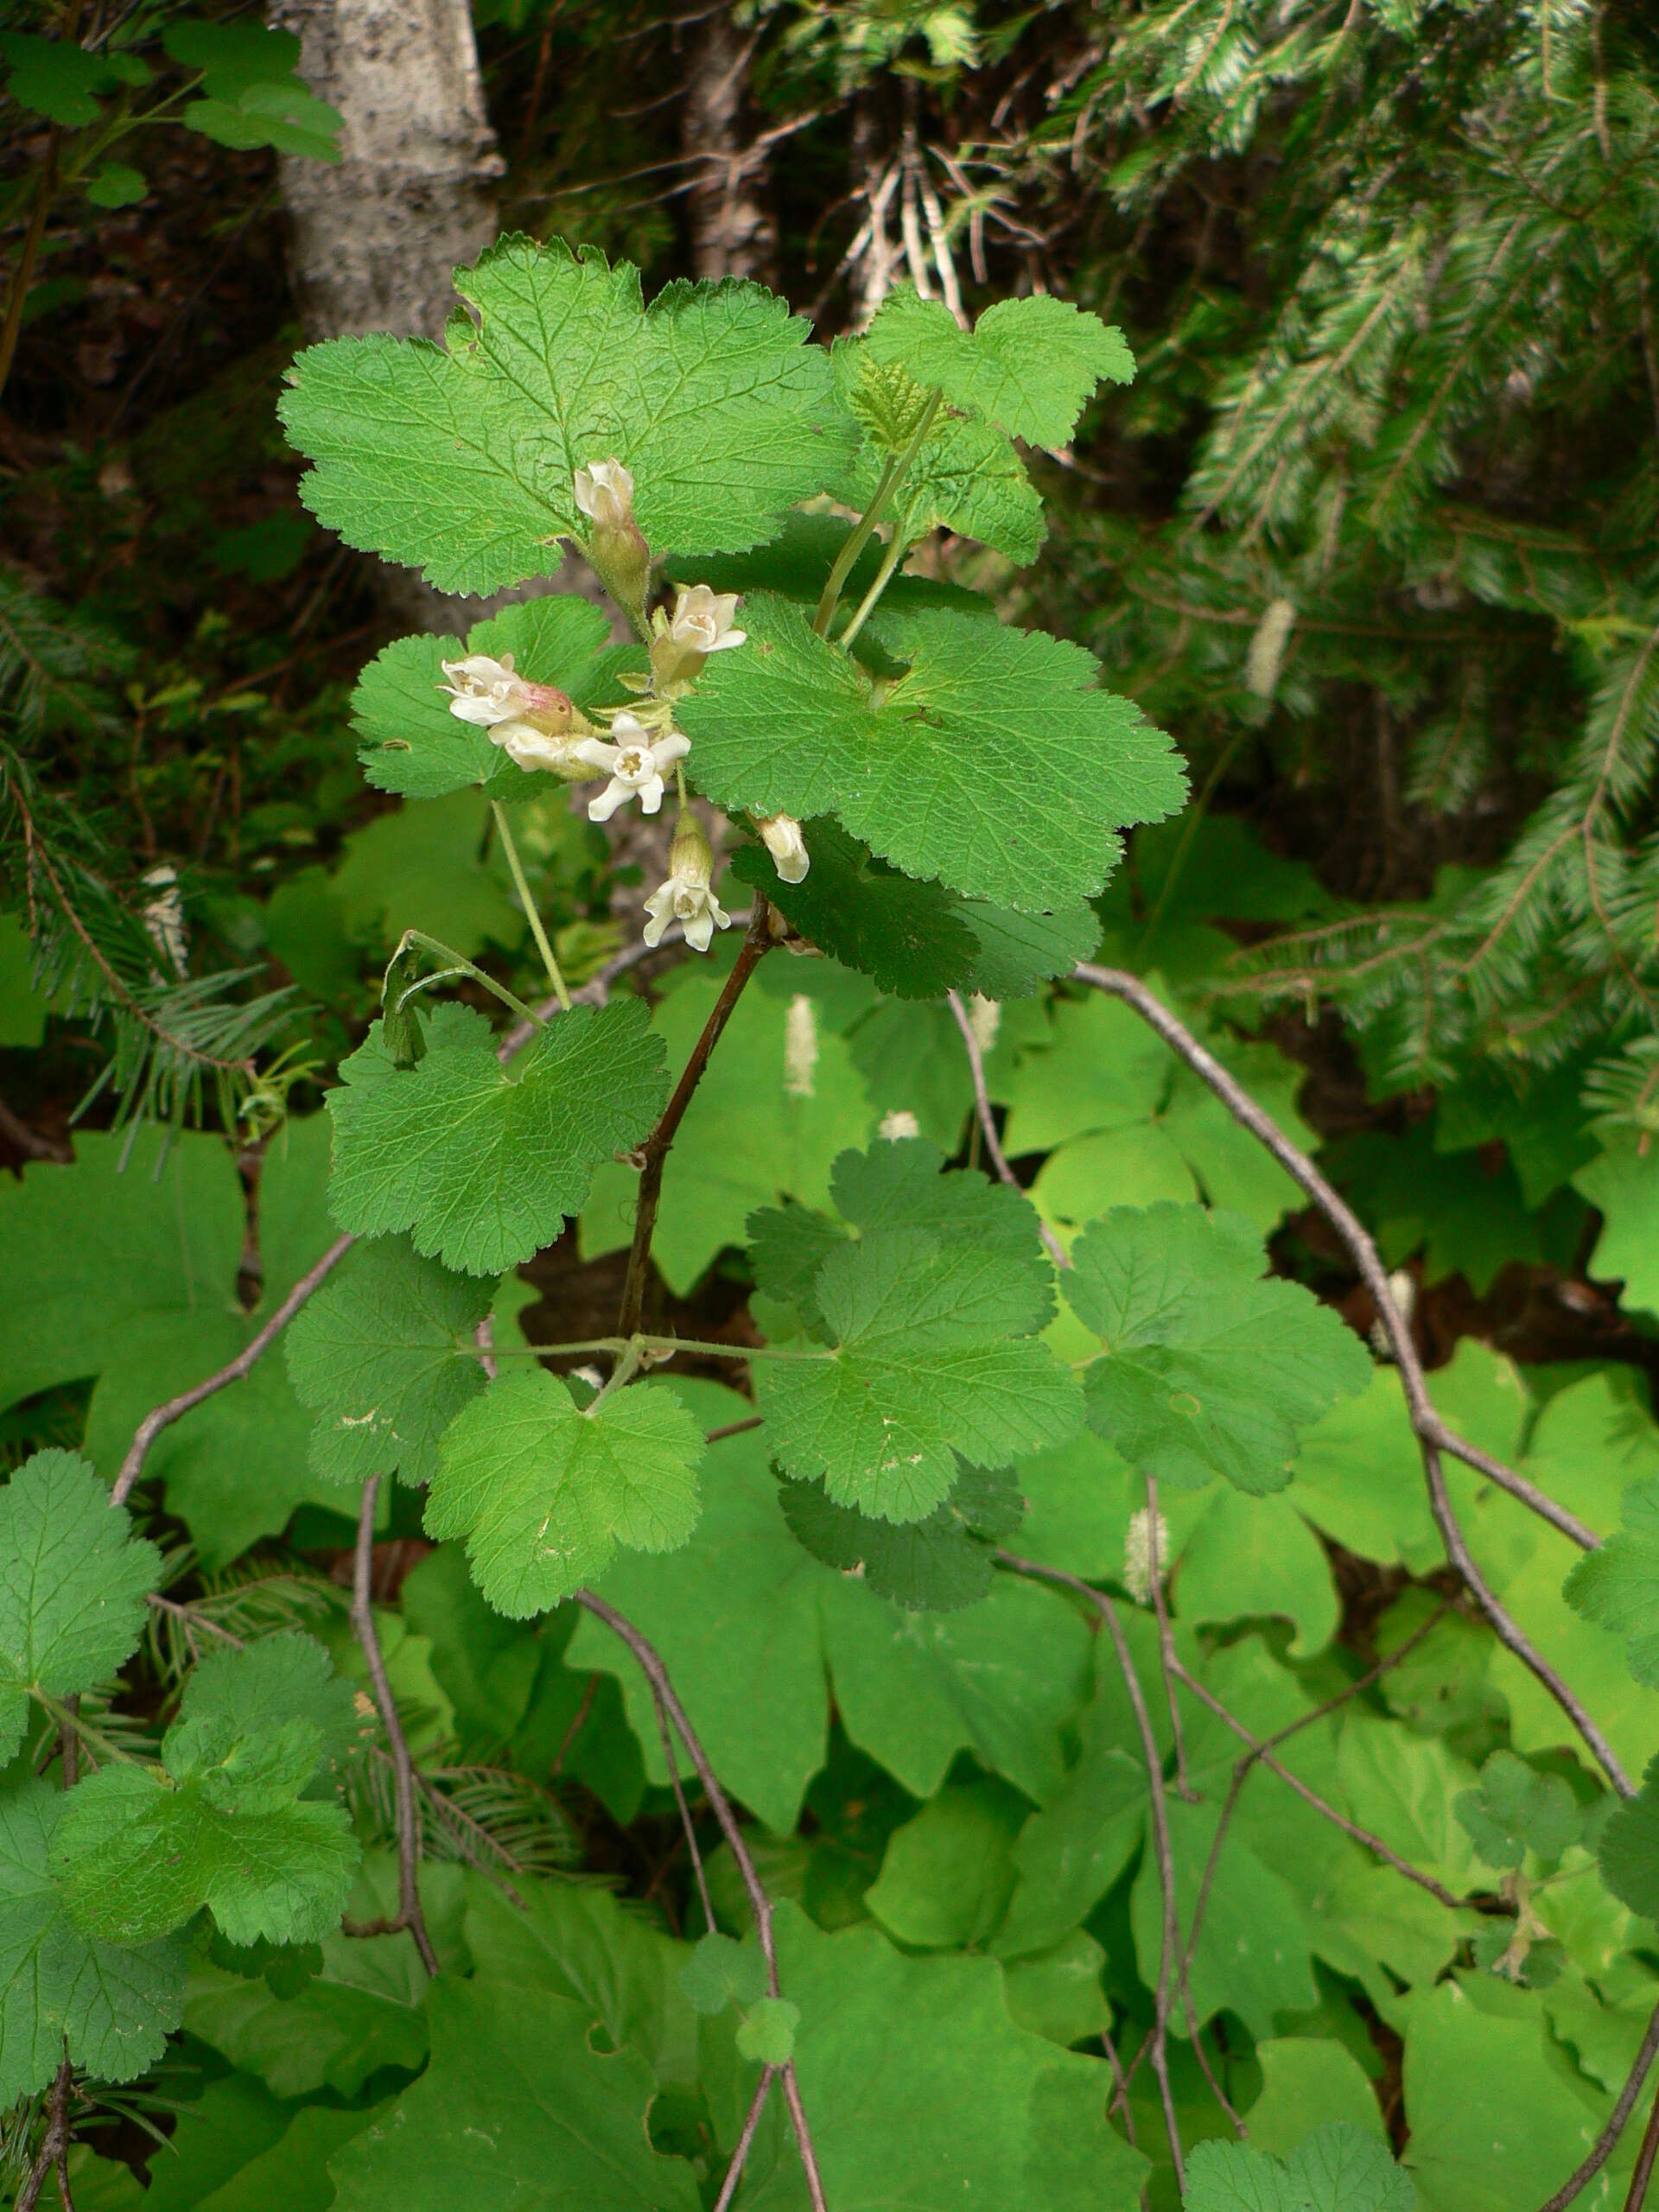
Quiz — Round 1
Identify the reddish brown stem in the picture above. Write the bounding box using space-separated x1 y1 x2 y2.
617 908 771 1340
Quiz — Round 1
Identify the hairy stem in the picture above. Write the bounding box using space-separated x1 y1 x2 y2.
944 988 1068 1267
352 1477 440 1975
491 803 571 1012
836 528 911 651
812 390 942 637
617 909 772 1340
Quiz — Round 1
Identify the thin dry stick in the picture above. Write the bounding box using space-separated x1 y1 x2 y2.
351 1477 439 1975
1536 1996 1659 2212
997 1551 1186 2184
1167 1659 1463 1909
574 1589 828 2212
1178 1600 1457 2003
1626 2076 1659 2212
111 1231 353 1507
618 908 772 1340
1074 963 1629 1796
714 2067 777 2212
1142 1474 1192 1800
944 989 1069 1268
651 1681 716 1935
16 2051 73 2212
1101 2021 1138 2145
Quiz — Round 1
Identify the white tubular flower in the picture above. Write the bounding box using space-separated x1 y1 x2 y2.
573 712 690 822
1123 1506 1171 1606
573 458 635 531
644 813 730 954
879 1109 920 1141
490 719 584 778
440 652 573 730
669 586 746 655
756 811 810 884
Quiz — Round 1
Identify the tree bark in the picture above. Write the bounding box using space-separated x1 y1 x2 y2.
681 13 773 284
268 0 503 344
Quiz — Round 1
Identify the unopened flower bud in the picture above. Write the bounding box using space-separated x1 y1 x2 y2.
756 812 809 884
441 652 575 733
574 458 650 614
573 459 634 531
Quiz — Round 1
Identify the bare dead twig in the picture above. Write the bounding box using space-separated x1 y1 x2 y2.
1536 1996 1659 2210
574 1588 828 2210
995 1551 1186 2185
1073 963 1630 1798
351 1476 439 1975
1142 1474 1192 1801
15 2051 73 2212
944 988 1069 1268
714 2067 777 2212
651 1680 716 1936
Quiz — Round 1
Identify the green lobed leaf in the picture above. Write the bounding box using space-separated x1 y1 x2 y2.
1454 1751 1580 1872
1599 1754 1659 1921
779 1463 1023 1611
831 340 1047 564
680 594 1185 913
0 1779 187 2105
327 997 668 1275
863 284 1135 448
427 1371 705 1616
51 1634 360 1948
736 1995 800 2065
1183 2122 1414 2212
1065 1202 1372 1493
731 818 1097 1001
0 32 149 127
568 1381 1093 1830
0 1449 160 1758
739 1904 1146 2210
280 236 852 596
1563 1478 1659 1687
680 1929 766 2016
284 1234 495 1489
757 1225 1083 1522
352 596 641 802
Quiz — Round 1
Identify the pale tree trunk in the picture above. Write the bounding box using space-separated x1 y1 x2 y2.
681 13 774 284
269 0 502 343
269 0 620 631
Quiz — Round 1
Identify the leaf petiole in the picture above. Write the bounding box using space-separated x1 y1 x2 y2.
812 388 942 638
395 929 548 1033
491 802 572 1013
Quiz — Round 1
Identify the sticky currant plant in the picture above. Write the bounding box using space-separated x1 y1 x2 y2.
10 233 1659 2212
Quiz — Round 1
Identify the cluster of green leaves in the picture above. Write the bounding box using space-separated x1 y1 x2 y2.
10 203 1659 2212
1 16 340 210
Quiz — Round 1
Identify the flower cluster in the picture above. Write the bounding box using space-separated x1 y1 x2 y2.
435 457 810 949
